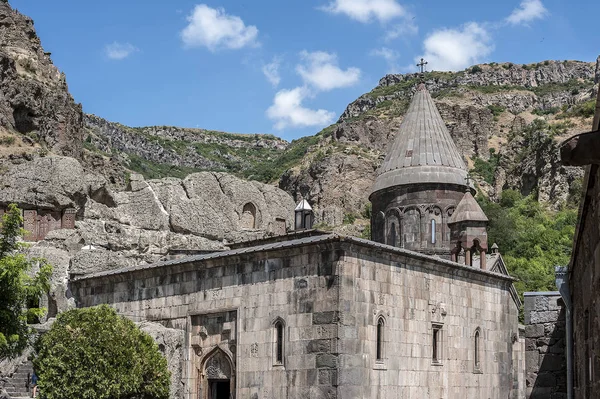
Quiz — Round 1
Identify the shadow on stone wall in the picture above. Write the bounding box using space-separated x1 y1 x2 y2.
526 295 567 399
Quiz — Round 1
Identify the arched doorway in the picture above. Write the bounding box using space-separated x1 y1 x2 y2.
201 348 234 399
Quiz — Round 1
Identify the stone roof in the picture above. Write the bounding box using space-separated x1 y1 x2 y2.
448 191 488 224
371 84 470 195
71 232 515 283
295 199 312 211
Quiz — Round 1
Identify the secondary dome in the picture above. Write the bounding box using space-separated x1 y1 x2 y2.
371 84 470 196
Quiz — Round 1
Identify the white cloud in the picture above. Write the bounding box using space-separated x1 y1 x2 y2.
321 0 407 23
262 57 281 87
266 87 335 130
385 19 418 40
416 22 493 72
181 4 258 51
104 42 138 60
370 47 400 73
506 0 549 25
296 51 361 91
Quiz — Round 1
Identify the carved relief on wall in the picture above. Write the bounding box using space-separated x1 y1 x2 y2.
204 349 232 380
21 208 77 242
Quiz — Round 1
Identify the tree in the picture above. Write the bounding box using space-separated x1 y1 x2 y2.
35 305 170 399
0 203 52 358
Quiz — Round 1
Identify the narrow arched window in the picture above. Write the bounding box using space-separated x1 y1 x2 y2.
390 222 397 247
275 321 284 364
474 329 481 372
376 317 385 361
431 219 436 244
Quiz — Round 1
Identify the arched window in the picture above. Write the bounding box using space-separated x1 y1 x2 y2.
431 219 436 244
274 319 285 365
474 328 482 372
376 317 385 361
390 222 397 247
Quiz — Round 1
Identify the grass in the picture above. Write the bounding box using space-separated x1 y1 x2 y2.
0 136 16 146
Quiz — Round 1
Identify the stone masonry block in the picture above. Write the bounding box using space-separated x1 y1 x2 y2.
316 353 337 369
313 311 338 325
525 324 545 338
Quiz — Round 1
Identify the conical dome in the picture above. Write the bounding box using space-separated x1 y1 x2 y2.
371 84 470 196
448 191 488 224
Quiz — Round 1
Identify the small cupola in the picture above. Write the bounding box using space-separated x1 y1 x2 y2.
448 191 489 269
295 199 313 230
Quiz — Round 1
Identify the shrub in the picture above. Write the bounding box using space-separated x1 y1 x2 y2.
557 100 596 119
343 213 357 225
532 107 559 116
487 104 506 117
470 65 483 74
35 305 170 399
0 204 52 358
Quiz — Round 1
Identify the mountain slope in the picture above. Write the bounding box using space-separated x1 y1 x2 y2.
278 59 599 232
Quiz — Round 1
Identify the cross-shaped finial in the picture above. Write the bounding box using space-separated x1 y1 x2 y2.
465 173 472 187
416 58 428 73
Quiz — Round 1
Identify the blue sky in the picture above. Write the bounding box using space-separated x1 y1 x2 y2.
9 0 599 141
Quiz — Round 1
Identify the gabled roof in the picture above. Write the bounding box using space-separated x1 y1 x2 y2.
448 191 488 224
371 84 470 195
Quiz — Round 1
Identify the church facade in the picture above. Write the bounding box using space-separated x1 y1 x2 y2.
72 84 523 399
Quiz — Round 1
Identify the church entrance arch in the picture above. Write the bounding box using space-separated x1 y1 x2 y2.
200 348 234 399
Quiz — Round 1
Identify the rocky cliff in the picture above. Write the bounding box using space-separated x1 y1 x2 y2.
84 114 288 180
0 1 83 158
2 155 294 315
279 59 598 232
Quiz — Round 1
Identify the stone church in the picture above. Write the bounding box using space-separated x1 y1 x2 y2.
72 84 523 399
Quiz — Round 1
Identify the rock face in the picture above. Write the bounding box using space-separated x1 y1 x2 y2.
84 114 288 177
138 322 184 399
0 155 295 316
0 1 83 157
280 60 598 224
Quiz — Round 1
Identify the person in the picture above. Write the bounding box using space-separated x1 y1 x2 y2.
31 369 38 398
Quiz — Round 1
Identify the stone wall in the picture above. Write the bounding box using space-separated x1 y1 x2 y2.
337 242 521 399
570 163 600 399
524 292 567 399
71 235 521 399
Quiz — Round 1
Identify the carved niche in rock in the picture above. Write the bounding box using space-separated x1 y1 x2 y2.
240 202 257 230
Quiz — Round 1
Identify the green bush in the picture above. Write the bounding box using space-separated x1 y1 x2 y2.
0 204 52 358
35 305 170 399
532 107 559 116
470 65 483 74
487 104 505 117
470 149 500 185
557 100 596 119
479 191 577 303
343 213 357 225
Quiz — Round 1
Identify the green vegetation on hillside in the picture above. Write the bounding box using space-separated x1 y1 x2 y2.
0 204 52 358
471 149 501 185
557 99 596 119
127 154 203 180
244 125 335 182
35 305 170 399
479 190 578 299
